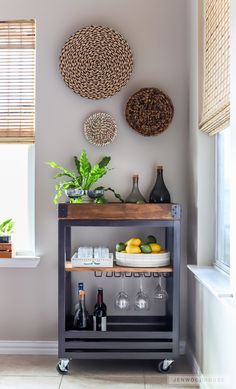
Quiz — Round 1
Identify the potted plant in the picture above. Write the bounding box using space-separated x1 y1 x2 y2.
47 150 124 204
0 218 14 243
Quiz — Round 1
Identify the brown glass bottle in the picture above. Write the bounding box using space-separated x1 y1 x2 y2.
149 166 171 203
125 175 146 203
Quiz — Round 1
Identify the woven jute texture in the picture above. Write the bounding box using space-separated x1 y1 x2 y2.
84 112 117 146
60 26 134 99
125 88 174 136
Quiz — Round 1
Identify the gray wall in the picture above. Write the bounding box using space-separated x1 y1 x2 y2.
0 0 188 341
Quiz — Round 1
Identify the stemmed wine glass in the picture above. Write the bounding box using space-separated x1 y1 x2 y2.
153 274 168 301
115 273 130 311
134 273 151 311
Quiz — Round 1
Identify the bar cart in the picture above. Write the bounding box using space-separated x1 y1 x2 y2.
57 203 181 374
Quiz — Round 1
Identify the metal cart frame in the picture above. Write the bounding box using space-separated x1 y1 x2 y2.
57 203 181 374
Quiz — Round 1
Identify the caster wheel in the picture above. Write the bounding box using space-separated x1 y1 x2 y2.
158 359 174 373
57 359 70 375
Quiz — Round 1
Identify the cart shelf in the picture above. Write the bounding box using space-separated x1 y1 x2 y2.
65 261 173 273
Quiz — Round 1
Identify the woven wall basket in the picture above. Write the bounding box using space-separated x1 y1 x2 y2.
125 88 174 136
60 26 134 99
84 112 117 146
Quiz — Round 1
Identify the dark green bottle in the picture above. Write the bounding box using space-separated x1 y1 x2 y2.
149 166 171 203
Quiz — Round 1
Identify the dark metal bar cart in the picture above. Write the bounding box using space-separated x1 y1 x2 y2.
57 203 181 374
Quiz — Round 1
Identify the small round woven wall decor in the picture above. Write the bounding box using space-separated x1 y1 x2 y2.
125 88 174 136
84 112 117 146
60 25 134 99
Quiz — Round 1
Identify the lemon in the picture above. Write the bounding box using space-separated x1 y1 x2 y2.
125 238 142 247
126 245 141 254
150 243 161 253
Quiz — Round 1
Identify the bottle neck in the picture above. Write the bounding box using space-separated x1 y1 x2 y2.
156 168 163 179
80 293 86 308
97 289 103 306
132 175 139 189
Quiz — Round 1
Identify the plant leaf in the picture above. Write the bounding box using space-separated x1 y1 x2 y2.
74 156 80 175
47 161 76 180
86 164 106 189
98 156 111 169
79 150 91 180
53 172 74 179
47 161 61 169
104 187 124 203
0 218 14 235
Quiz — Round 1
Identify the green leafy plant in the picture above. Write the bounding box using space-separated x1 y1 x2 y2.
47 150 124 204
0 218 14 236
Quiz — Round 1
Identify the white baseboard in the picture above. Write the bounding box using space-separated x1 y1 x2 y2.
186 343 208 389
0 341 58 355
0 340 186 356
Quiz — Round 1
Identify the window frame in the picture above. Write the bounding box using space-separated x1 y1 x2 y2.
214 127 231 274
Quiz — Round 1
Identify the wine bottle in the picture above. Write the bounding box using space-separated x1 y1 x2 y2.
93 288 107 331
149 166 171 203
94 287 107 312
73 290 89 330
125 174 146 203
74 282 84 314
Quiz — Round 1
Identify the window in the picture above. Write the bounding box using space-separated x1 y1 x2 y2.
0 19 35 143
0 144 35 254
199 1 231 272
0 20 35 255
216 128 231 271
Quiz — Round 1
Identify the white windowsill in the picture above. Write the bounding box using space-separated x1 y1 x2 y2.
0 255 40 268
187 265 233 299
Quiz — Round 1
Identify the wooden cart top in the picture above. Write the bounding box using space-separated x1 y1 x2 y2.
58 203 181 221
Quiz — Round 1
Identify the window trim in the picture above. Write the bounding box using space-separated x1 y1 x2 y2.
214 128 230 274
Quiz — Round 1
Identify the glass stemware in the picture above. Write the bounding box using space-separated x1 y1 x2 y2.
134 273 151 311
114 273 130 311
153 274 168 301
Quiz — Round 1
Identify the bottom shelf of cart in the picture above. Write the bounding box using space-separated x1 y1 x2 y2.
58 350 179 359
65 315 173 334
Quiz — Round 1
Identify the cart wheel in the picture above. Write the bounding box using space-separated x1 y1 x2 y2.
158 359 174 373
57 359 70 375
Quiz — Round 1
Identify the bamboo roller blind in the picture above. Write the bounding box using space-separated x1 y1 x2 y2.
200 0 230 136
0 19 35 143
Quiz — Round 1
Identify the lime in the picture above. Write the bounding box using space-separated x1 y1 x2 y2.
116 242 126 252
140 244 152 253
146 235 157 244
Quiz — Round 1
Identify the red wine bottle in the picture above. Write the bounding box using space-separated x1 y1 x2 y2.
149 166 171 203
93 288 107 331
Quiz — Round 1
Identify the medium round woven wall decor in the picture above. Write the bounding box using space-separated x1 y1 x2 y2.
84 112 117 146
125 88 174 136
60 25 134 99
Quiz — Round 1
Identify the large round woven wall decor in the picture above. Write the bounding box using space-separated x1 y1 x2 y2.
84 112 117 146
125 88 174 136
60 26 134 99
